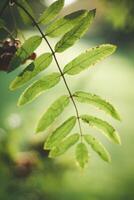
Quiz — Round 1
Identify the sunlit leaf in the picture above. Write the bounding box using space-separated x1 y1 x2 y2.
44 116 76 149
81 115 121 144
45 10 88 37
17 0 34 24
55 9 96 52
74 91 121 120
75 143 89 168
63 44 116 75
84 134 111 162
39 0 64 25
10 36 42 71
36 95 70 133
49 133 79 157
10 53 52 90
18 72 61 106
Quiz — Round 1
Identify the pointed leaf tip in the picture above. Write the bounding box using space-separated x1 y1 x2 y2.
74 91 121 121
81 115 121 145
91 8 96 17
45 9 88 37
55 9 96 53
84 134 111 163
63 44 117 75
75 143 89 168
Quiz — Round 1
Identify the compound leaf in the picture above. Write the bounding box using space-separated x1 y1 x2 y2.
10 53 52 90
81 115 121 144
84 134 111 162
74 91 121 121
44 116 76 149
63 44 116 75
49 133 79 157
18 72 61 106
36 95 70 133
55 9 96 52
10 36 42 71
45 10 88 37
38 0 64 25
75 143 89 168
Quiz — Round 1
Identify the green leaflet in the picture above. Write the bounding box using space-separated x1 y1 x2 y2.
49 133 79 157
55 9 96 52
81 115 121 144
38 0 64 25
36 95 70 133
44 116 76 149
18 72 61 106
45 10 88 37
9 53 52 90
74 91 120 121
17 0 34 24
84 134 111 162
75 143 89 168
63 44 116 75
9 36 42 72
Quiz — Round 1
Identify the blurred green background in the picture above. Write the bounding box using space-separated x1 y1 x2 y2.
0 0 134 199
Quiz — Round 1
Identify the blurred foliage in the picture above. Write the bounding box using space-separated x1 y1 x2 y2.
0 0 46 40
102 0 134 31
0 125 70 200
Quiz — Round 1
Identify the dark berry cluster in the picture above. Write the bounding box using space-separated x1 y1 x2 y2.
0 38 37 72
0 38 20 72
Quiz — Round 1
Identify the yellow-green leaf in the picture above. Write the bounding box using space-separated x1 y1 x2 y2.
84 134 111 162
75 143 89 168
18 72 60 106
49 133 79 157
55 9 96 52
10 53 52 90
81 115 121 144
38 0 64 25
63 44 116 75
10 36 42 71
45 10 88 37
74 91 121 121
36 95 70 133
45 116 76 149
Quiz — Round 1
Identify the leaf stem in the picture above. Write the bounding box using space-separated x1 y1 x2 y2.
14 0 83 140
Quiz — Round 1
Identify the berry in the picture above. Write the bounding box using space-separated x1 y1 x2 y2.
28 52 37 60
0 38 21 72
